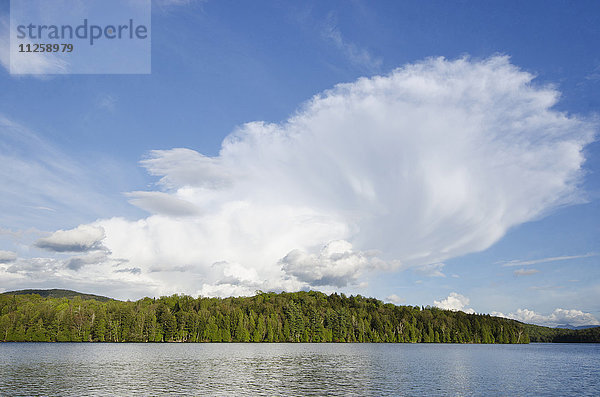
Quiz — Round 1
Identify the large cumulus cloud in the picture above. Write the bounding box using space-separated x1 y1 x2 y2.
10 56 596 297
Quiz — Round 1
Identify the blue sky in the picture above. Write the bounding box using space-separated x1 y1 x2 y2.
0 0 599 327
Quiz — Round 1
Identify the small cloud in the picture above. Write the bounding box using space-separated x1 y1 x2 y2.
35 225 105 252
0 250 17 263
514 268 540 276
97 95 117 111
434 292 475 314
529 285 564 291
386 294 404 305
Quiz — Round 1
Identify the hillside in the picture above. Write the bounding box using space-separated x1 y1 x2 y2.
1 289 112 302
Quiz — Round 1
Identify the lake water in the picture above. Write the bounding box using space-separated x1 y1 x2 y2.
1 343 599 396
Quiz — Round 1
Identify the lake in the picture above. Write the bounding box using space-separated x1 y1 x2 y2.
1 343 599 396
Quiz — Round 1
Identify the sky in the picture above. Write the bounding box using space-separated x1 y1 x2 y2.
0 0 599 328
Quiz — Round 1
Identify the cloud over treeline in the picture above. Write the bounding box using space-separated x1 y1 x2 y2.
493 308 600 328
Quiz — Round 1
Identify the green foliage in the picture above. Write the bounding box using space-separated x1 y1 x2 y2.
0 290 548 343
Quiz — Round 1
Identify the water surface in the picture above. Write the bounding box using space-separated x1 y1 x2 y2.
1 343 598 396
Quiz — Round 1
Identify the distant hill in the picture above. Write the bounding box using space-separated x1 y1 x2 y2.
555 324 600 330
1 289 113 302
525 322 600 343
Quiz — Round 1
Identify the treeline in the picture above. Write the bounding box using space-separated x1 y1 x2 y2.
0 290 530 343
525 324 600 343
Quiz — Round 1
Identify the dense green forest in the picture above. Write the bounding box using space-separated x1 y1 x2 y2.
1 290 529 343
0 290 597 343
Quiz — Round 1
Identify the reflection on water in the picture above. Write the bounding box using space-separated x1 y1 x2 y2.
1 343 599 396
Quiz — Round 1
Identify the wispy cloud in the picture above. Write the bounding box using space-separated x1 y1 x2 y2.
96 95 117 112
413 262 446 278
500 253 596 267
529 285 564 291
322 13 382 72
514 268 540 276
0 115 138 233
585 64 600 81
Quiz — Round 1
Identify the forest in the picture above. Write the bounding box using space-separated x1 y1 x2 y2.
0 289 596 343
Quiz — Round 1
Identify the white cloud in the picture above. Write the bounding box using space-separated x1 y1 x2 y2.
6 56 597 298
386 294 404 305
514 268 540 276
500 253 596 267
35 225 105 252
280 240 383 287
0 250 17 263
433 292 475 314
493 308 600 327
